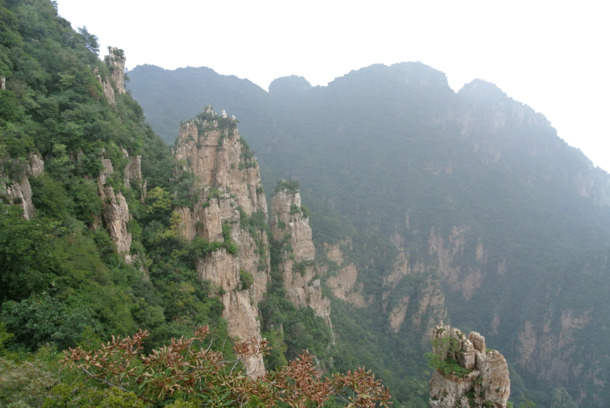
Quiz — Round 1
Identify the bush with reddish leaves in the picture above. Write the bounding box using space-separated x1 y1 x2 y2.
59 326 391 407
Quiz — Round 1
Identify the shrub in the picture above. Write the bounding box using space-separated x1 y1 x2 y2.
60 326 392 407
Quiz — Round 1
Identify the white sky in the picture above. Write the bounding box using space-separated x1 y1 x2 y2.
54 0 610 173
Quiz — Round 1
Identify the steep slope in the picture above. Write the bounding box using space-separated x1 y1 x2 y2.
0 2 364 405
129 62 610 406
172 107 269 377
125 65 268 144
0 0 276 380
269 181 330 324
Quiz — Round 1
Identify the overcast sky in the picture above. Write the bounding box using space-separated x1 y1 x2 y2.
54 0 610 172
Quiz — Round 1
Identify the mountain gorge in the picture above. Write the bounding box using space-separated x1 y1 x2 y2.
2 0 610 406
129 62 610 406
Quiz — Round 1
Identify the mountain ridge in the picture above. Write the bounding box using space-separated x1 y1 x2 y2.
129 61 610 406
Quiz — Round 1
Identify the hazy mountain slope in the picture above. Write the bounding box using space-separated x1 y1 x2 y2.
129 61 610 406
126 65 269 144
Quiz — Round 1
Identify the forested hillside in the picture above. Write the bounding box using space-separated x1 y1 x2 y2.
0 1 391 406
3 0 610 406
129 60 610 406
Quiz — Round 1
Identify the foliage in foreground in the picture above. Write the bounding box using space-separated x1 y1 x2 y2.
57 326 391 407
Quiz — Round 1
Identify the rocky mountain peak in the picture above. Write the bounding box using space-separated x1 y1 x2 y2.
105 47 126 95
174 108 267 217
173 109 270 378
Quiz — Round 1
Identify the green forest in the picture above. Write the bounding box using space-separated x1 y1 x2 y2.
128 30 610 408
3 0 610 407
0 1 392 406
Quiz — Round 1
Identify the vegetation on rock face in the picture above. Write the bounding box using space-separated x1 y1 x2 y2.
428 331 471 378
0 1 393 406
129 51 610 406
274 179 300 194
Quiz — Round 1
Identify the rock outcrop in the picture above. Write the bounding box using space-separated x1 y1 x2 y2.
105 47 126 95
98 47 126 105
323 241 369 308
381 251 446 339
174 108 269 377
429 324 510 408
270 183 331 326
0 153 44 220
97 156 129 263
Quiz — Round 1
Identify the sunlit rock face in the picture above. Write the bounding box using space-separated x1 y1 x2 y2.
429 324 510 408
174 110 270 377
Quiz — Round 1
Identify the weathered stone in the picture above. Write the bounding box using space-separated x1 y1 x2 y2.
105 47 126 95
222 290 266 379
456 339 476 370
173 111 270 377
270 185 331 326
429 324 510 408
101 185 132 262
97 155 132 263
28 153 44 177
469 331 486 353
477 350 511 407
122 148 143 192
174 120 267 217
6 176 35 220
99 158 113 186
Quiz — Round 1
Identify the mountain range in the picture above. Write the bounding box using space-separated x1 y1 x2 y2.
1 0 609 406
128 62 610 406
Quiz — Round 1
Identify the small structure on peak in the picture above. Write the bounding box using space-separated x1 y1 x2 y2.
429 324 510 408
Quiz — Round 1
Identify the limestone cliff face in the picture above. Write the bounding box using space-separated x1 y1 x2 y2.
323 241 369 308
270 186 330 325
174 109 269 377
383 252 447 340
428 226 494 300
97 47 126 105
174 108 267 216
97 148 144 264
516 310 593 392
105 47 126 95
0 153 44 219
429 325 510 408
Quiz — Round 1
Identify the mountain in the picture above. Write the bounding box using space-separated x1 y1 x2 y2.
0 1 342 406
129 62 610 406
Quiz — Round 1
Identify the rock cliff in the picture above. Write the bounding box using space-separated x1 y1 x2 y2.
97 47 126 105
323 240 369 309
0 153 44 220
270 183 331 326
174 108 269 377
97 148 144 264
105 47 126 95
429 324 510 408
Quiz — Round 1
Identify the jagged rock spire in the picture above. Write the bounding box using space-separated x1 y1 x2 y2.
429 324 510 408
